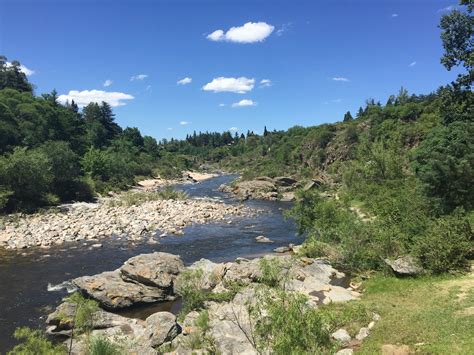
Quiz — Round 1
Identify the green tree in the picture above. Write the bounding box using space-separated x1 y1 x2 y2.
343 111 353 122
0 56 33 93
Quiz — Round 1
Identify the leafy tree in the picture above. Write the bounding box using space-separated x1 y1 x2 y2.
0 56 33 93
122 127 144 147
439 2 473 87
412 121 474 211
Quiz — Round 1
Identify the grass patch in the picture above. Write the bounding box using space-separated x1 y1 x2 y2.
356 272 474 354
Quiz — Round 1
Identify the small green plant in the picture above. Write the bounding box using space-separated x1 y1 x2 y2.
251 288 333 354
87 336 122 355
175 269 207 317
64 292 99 333
8 327 65 355
184 310 218 352
258 257 290 289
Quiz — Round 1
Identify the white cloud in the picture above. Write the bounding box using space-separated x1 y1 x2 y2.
229 127 238 132
219 103 226 107
409 61 417 67
179 121 190 125
332 98 342 103
260 79 272 88
203 77 255 93
207 22 274 43
391 13 399 18
103 79 113 87
232 99 257 108
167 127 173 131
57 90 134 107
332 77 350 82
276 22 292 36
177 77 192 85
6 62 35 76
130 74 148 81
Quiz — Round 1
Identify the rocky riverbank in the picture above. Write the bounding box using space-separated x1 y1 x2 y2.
45 249 377 354
0 195 255 250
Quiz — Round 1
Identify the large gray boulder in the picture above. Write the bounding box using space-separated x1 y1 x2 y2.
73 270 173 309
72 252 184 309
384 256 423 276
142 311 180 348
120 252 184 288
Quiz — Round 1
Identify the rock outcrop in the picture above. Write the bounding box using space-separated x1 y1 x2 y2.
219 176 298 201
384 255 423 276
73 252 183 309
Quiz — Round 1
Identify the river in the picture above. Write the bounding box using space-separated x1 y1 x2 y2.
0 174 303 352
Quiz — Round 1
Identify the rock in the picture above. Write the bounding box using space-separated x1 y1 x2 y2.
91 243 102 248
373 312 381 321
273 246 292 253
355 327 370 341
223 259 261 285
255 235 273 243
186 258 226 290
120 252 184 288
273 176 298 187
143 312 179 348
381 344 412 355
73 270 173 310
331 329 351 345
303 180 320 191
368 321 376 329
336 349 354 355
384 256 423 276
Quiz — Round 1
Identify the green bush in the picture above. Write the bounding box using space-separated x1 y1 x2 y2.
87 336 122 355
63 292 99 333
251 288 333 354
0 147 52 211
414 210 473 274
258 257 290 288
175 269 207 316
8 327 65 355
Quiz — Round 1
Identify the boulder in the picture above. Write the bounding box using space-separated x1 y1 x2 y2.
331 328 351 345
187 258 226 290
384 256 423 276
143 311 179 348
72 270 174 310
355 327 370 341
120 252 184 288
273 246 292 253
255 235 273 243
273 176 298 187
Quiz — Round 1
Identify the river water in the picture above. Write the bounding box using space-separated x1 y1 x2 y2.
0 175 303 352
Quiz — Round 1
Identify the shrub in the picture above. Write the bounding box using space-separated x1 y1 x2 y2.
0 147 52 211
88 336 122 355
414 210 473 274
258 257 290 288
251 289 333 354
8 327 65 355
64 292 99 333
175 269 207 316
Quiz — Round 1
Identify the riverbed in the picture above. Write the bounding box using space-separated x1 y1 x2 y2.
0 175 303 352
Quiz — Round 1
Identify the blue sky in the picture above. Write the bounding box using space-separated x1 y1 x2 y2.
0 0 463 140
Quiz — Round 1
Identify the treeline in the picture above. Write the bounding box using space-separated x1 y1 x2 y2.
0 56 170 212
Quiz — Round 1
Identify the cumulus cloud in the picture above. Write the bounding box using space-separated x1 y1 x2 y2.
229 127 238 132
179 121 190 125
6 62 35 76
232 99 257 108
332 77 350 82
203 77 255 93
207 22 274 43
409 61 417 67
57 90 134 107
103 79 113 87
260 79 272 88
130 74 148 81
177 77 192 85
